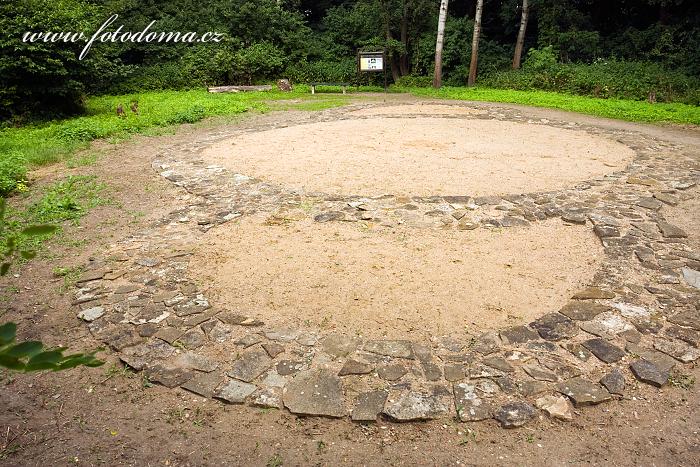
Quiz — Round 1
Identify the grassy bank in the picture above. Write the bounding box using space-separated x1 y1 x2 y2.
402 87 700 125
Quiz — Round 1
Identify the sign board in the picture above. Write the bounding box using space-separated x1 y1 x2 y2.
358 51 385 72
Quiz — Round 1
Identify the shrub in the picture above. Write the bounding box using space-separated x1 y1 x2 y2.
394 75 432 88
166 105 206 124
0 151 28 197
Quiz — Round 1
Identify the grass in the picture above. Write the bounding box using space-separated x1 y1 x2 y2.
400 86 700 125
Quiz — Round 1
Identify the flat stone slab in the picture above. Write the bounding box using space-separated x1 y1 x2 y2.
499 325 539 344
556 377 611 406
681 268 700 289
630 359 669 387
283 370 346 418
559 302 611 321
181 372 224 398
228 348 272 382
173 351 219 372
454 383 492 421
78 306 105 322
600 369 625 395
582 338 626 363
580 312 633 338
653 339 700 363
668 310 700 331
494 402 536 428
351 390 388 422
530 313 578 341
364 340 414 359
320 335 360 358
338 359 374 376
252 388 283 409
145 364 194 388
572 287 616 300
384 392 449 421
215 379 257 403
657 221 687 238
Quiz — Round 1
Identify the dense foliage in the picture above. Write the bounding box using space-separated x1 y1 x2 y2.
1 0 699 122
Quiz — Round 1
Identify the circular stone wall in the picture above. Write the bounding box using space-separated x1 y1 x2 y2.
191 216 603 339
201 116 634 197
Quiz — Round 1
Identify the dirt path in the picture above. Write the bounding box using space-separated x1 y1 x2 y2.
1 95 699 466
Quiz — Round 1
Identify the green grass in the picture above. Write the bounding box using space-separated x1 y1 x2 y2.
400 86 700 125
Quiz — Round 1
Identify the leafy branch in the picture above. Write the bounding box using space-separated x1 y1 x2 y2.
0 197 104 372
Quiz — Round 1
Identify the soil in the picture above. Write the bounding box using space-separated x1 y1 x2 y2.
192 216 602 339
200 111 634 197
1 96 699 466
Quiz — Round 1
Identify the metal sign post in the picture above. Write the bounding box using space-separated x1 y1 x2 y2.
357 50 387 92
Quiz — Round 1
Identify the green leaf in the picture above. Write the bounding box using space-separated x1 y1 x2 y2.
0 263 10 276
21 225 58 237
27 350 63 366
20 250 37 260
4 341 43 358
0 354 24 371
0 322 17 346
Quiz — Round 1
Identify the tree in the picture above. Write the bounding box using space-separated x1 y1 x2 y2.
467 0 484 86
512 0 529 69
433 0 449 88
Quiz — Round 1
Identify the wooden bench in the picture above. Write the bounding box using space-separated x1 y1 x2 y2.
310 82 351 95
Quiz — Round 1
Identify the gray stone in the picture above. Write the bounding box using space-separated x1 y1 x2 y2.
234 334 263 348
500 326 539 344
443 364 466 382
454 383 492 421
114 285 139 295
636 197 663 210
283 370 346 418
78 306 105 322
682 268 700 289
145 364 194 388
530 313 578 341
563 342 593 361
296 332 319 346
572 287 616 300
177 328 206 350
420 361 442 381
562 213 587 225
314 211 345 223
472 331 501 355
155 327 184 345
536 395 574 421
559 302 611 321
653 192 678 206
653 339 700 363
351 390 388 422
338 359 374 376
600 369 625 395
580 312 634 338
229 349 272 382
494 402 536 428
173 352 218 372
320 335 360 358
214 379 257 403
251 388 283 409
364 340 414 359
181 372 224 398
658 221 687 238
556 377 611 406
262 342 285 358
629 359 669 387
668 309 700 331
276 360 304 376
582 338 625 363
523 364 558 382
482 356 514 373
136 257 161 267
378 363 408 381
594 225 621 239
383 392 449 421
626 343 677 371
519 380 549 397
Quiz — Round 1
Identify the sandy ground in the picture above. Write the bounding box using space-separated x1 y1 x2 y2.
348 103 486 116
191 216 602 338
201 113 635 197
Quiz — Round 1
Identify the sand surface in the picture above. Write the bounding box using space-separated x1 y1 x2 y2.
191 217 602 338
348 104 486 116
201 114 635 197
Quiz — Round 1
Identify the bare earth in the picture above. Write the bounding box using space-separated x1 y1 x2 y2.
192 216 602 338
201 113 635 197
0 97 698 466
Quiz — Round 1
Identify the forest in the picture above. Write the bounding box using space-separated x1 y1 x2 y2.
1 0 699 122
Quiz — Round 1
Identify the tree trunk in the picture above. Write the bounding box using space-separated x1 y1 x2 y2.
512 0 529 69
433 0 449 88
400 1 410 76
468 0 483 86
